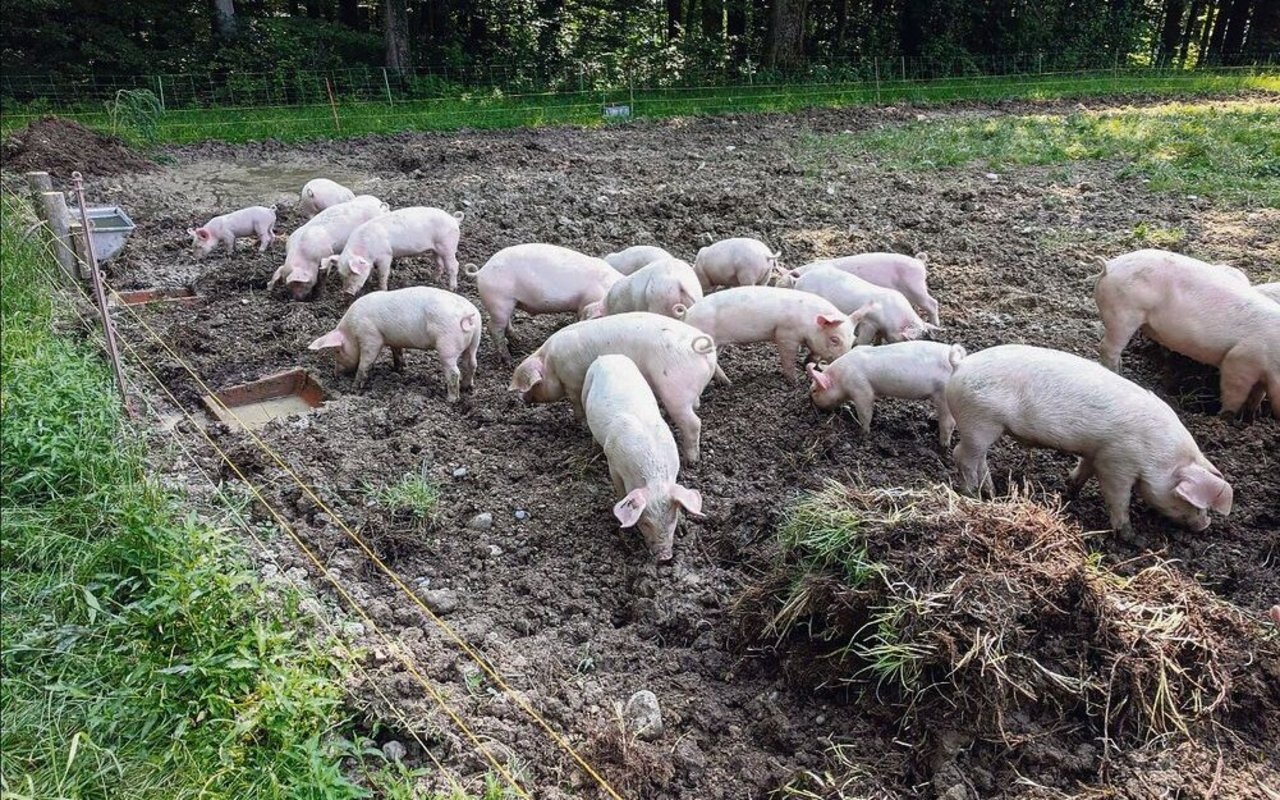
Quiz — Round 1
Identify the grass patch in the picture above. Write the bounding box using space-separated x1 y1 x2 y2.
367 470 441 521
814 97 1280 206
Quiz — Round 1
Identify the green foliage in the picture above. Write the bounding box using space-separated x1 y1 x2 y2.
105 88 163 143
367 470 441 521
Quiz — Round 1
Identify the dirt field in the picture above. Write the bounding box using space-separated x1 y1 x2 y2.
37 98 1280 797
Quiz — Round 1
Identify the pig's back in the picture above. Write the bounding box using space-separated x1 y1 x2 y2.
557 313 716 380
830 252 924 285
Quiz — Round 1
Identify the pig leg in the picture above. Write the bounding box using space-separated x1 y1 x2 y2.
1217 353 1262 420
1098 309 1143 372
851 390 874 435
352 345 382 391
953 424 999 497
774 338 802 383
916 290 941 326
258 224 274 251
438 244 460 292
1269 374 1280 419
460 334 479 394
713 364 731 385
391 348 405 372
436 350 463 403
663 399 703 465
933 394 955 447
222 234 236 254
1096 470 1135 536
484 298 516 363
376 256 393 293
1067 457 1095 495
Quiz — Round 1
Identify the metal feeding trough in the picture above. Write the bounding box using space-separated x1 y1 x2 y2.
202 369 329 431
112 286 200 307
68 205 136 263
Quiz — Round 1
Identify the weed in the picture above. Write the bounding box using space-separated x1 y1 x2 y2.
1131 221 1187 247
104 88 164 144
368 467 441 520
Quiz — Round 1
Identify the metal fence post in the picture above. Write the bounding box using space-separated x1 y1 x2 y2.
382 67 394 104
71 172 131 416
874 57 881 103
155 75 166 110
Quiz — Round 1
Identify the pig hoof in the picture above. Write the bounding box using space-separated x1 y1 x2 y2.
1116 523 1137 544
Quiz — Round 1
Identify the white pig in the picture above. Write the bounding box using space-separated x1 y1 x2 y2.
589 257 703 319
1253 282 1280 304
299 178 355 218
509 312 718 464
603 245 675 275
679 286 866 383
268 195 388 300
327 207 465 295
471 243 623 362
807 341 966 445
784 252 940 325
188 205 276 256
307 286 481 401
794 265 936 344
1095 248 1280 419
692 237 781 290
946 344 1233 535
583 354 704 561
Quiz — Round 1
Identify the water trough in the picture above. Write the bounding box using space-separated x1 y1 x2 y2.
202 369 329 431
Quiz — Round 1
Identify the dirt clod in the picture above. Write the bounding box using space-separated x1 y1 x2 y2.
2 117 156 178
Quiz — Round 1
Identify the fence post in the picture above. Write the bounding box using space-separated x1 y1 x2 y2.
38 190 79 281
155 74 166 110
325 78 342 133
382 67 394 104
71 172 131 416
874 57 881 103
25 171 52 206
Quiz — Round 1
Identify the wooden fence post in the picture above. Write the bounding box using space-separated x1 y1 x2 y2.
38 189 80 281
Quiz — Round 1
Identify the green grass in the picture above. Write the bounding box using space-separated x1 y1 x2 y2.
367 471 441 520
2 69 1275 145
0 195 452 798
813 97 1280 206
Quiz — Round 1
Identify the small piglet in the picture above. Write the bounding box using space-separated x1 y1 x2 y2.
603 245 675 275
946 344 1233 535
1095 248 1280 419
1253 282 1280 304
299 178 355 218
268 195 388 300
680 286 866 383
785 252 940 325
591 257 703 318
583 354 704 561
510 312 718 464
188 206 276 257
693 237 781 290
329 207 464 295
472 243 623 362
794 265 936 344
307 286 481 401
807 341 966 445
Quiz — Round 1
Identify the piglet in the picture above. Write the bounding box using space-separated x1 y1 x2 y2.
188 206 276 257
946 344 1232 536
590 257 703 318
1095 248 1280 419
509 312 718 464
299 178 355 218
808 340 966 445
268 195 388 300
583 354 704 561
794 265 936 344
693 237 781 290
471 243 623 363
1253 282 1280 304
785 252 939 325
603 245 675 276
307 286 481 400
679 286 868 383
328 207 464 295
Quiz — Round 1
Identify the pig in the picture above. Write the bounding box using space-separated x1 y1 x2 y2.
188 205 276 256
1095 248 1280 419
783 252 940 325
583 354 704 561
692 237 781 291
509 312 718 464
1271 605 1280 628
267 195 388 300
678 286 866 383
326 207 465 295
603 245 675 275
471 243 623 363
946 344 1233 536
794 265 937 344
1253 282 1280 304
306 286 481 401
299 178 355 218
588 257 703 319
807 341 966 445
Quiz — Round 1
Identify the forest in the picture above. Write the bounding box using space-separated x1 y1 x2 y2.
3 0 1277 88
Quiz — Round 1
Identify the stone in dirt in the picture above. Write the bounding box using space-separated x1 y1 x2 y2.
421 588 460 615
467 512 493 530
1 117 156 178
381 740 406 762
623 690 663 740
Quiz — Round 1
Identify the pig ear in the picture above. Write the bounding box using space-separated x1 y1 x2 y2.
1174 464 1233 515
308 329 346 350
613 487 649 528
816 313 845 329
806 362 833 391
669 484 704 517
349 257 372 277
850 301 879 322
509 358 543 392
320 255 340 273
193 227 211 240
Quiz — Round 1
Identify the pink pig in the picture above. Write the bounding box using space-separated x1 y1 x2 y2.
794 265 937 344
471 243 623 363
307 286 481 401
590 257 703 319
807 340 966 445
328 207 465 295
785 252 940 325
603 245 675 275
692 237 781 291
188 205 276 257
299 178 355 218
946 344 1233 536
1253 282 1280 304
268 195 387 300
509 312 718 464
679 286 868 383
1095 248 1280 419
583 354 704 561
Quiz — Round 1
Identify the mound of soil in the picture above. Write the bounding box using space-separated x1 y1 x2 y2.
1 117 155 178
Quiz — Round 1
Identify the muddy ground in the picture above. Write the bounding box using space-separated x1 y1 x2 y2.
32 96 1280 797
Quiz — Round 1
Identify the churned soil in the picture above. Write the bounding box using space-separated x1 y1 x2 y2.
46 95 1280 797
1 116 156 178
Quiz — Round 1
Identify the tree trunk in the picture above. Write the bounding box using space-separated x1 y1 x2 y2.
727 0 748 56
767 0 807 68
214 0 237 36
667 0 683 40
1178 0 1204 64
1157 0 1187 64
1220 0 1253 61
834 0 849 50
305 0 321 18
1246 0 1280 53
1207 0 1235 61
384 0 411 72
339 0 360 28
1196 1 1218 64
702 0 723 38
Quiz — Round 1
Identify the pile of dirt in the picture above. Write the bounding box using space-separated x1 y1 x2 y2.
736 482 1280 797
1 117 155 178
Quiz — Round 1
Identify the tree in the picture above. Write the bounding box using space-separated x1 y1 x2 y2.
767 0 807 68
214 0 237 36
1157 0 1187 64
383 0 410 71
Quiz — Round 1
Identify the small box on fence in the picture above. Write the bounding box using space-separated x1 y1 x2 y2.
68 205 136 264
603 104 632 120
